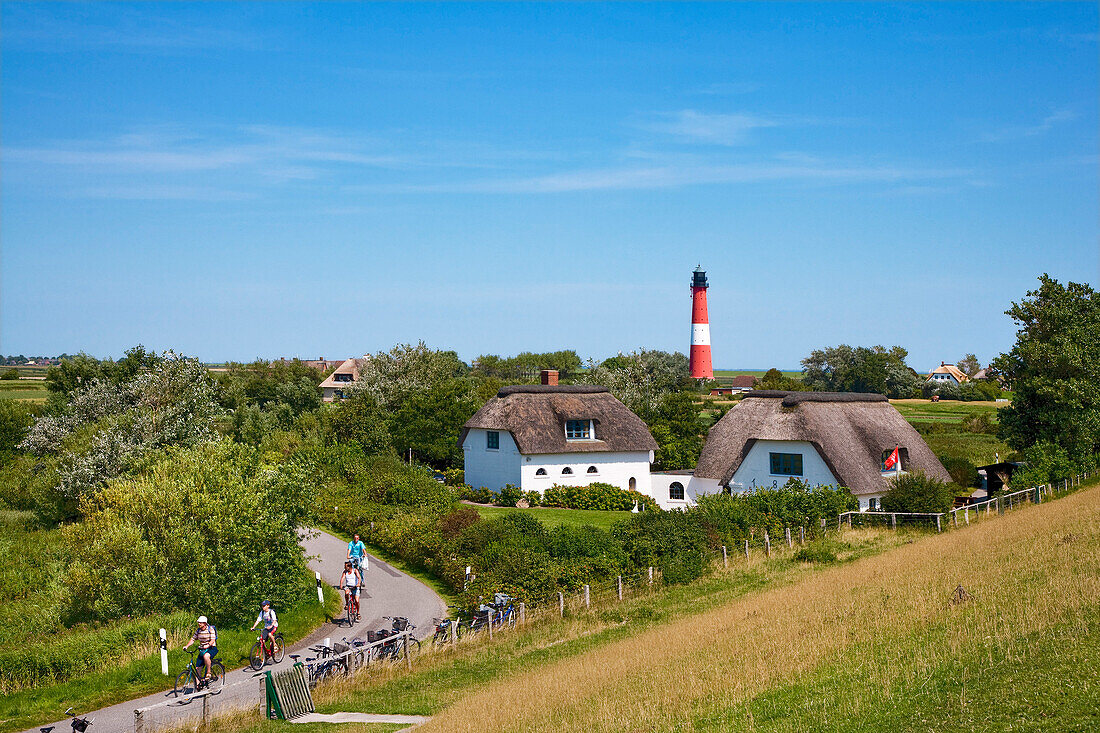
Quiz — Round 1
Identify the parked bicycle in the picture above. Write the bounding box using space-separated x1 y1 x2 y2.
174 648 226 701
368 616 420 662
39 707 92 733
248 630 286 670
295 641 349 684
465 593 516 634
432 607 465 646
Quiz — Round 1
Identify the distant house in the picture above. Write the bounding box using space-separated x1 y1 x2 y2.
319 357 367 401
459 376 658 497
711 375 756 396
927 362 970 387
656 391 952 511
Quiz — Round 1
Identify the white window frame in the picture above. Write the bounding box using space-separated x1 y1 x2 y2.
565 419 594 441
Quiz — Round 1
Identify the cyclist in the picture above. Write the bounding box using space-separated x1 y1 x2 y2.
182 615 217 682
341 561 362 618
346 533 367 581
250 600 279 655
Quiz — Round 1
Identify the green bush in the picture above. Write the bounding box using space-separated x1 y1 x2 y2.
523 490 541 507
1008 441 1077 491
940 455 979 488
441 467 465 486
495 484 522 507
695 481 858 544
614 510 709 585
541 482 640 511
459 485 494 504
881 470 955 514
0 368 18 381
64 440 312 625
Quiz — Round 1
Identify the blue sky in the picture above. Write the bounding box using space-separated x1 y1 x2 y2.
2 2 1096 370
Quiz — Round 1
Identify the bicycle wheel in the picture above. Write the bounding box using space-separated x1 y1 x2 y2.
174 668 198 701
405 638 421 659
272 635 285 664
210 661 227 692
249 642 265 671
506 611 517 629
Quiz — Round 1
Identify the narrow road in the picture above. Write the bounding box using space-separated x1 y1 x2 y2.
24 528 446 733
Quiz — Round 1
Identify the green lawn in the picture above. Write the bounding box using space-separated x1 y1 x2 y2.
890 398 1005 423
468 504 630 532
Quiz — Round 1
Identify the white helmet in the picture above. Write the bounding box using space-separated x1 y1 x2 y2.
197 615 208 624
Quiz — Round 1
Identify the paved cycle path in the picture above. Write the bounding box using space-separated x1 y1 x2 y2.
23 528 446 733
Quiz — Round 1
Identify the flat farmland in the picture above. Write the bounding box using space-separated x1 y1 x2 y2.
890 398 1004 422
0 381 47 402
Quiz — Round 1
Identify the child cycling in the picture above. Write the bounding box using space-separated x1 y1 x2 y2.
250 600 279 654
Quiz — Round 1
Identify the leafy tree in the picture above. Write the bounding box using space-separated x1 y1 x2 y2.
1 368 18 380
801 344 922 398
327 394 393 455
578 349 690 414
21 353 223 521
389 379 480 467
351 342 467 410
957 354 981 378
64 441 311 624
880 470 955 513
756 368 810 392
44 346 160 401
0 400 35 464
992 275 1100 462
649 392 704 470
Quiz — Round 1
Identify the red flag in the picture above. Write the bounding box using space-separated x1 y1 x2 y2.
884 446 900 470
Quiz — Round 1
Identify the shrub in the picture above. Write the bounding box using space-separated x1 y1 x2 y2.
1 368 18 381
541 482 637 511
459 485 494 504
881 470 955 514
793 542 838 563
63 440 312 625
496 484 522 507
439 507 481 540
695 481 858 544
940 456 978 488
523 490 541 507
1008 441 1076 491
441 467 465 486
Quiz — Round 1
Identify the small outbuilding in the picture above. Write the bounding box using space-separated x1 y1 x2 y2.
690 391 952 510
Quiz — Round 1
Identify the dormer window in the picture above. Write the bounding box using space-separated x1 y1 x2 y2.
334 373 353 382
565 420 593 440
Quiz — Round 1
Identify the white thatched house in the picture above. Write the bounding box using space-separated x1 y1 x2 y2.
651 391 952 511
927 362 969 387
460 384 658 496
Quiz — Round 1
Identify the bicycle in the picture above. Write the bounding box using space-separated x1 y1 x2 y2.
296 641 348 684
174 648 226 701
39 707 92 732
248 630 286 671
369 616 420 662
432 608 464 646
335 584 360 626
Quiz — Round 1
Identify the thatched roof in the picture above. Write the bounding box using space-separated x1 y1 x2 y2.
927 363 969 383
730 375 756 388
696 391 951 495
460 385 658 455
319 357 366 389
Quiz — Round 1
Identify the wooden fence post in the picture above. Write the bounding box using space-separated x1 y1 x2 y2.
722 546 728 567
202 691 210 726
488 609 494 640
952 512 958 528
518 602 526 625
648 567 653 586
764 532 771 557
617 576 623 601
785 527 792 548
744 539 749 559
451 619 458 647
890 513 896 530
584 584 590 609
964 507 969 526
821 517 827 534
935 515 942 533
799 526 805 545
559 592 565 617
847 513 853 529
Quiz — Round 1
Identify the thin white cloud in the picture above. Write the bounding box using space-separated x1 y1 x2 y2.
688 82 761 96
982 109 1077 142
639 110 779 146
361 160 972 194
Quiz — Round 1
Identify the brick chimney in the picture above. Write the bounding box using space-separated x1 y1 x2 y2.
540 369 559 386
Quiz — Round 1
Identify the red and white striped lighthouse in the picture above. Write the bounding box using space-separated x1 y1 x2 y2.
689 266 713 379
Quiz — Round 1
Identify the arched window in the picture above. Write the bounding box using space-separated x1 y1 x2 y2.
669 482 685 501
535 468 547 477
562 467 573 475
587 466 598 474
628 477 636 491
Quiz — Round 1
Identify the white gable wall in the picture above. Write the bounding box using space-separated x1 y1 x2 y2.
728 439 838 491
522 451 653 495
648 474 723 510
463 428 522 490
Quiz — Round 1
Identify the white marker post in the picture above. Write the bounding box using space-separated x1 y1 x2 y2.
159 628 169 676
316 571 324 604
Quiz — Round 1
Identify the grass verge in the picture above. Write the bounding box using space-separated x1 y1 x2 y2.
466 505 630 532
0 586 341 733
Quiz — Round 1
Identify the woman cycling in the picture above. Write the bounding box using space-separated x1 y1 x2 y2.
341 561 362 619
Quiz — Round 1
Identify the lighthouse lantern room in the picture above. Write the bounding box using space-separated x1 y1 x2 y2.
689 266 713 380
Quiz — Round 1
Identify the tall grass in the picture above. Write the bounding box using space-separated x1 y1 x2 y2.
415 483 1100 732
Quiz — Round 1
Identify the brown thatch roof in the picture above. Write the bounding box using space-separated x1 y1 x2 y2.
460 385 658 455
927 363 969 383
696 391 951 495
319 357 366 389
730 375 756 388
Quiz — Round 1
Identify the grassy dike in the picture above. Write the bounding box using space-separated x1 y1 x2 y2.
191 478 1098 733
0 585 342 733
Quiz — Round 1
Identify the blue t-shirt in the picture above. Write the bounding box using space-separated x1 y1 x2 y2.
348 540 366 559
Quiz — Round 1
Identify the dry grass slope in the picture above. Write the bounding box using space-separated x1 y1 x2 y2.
419 485 1100 732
